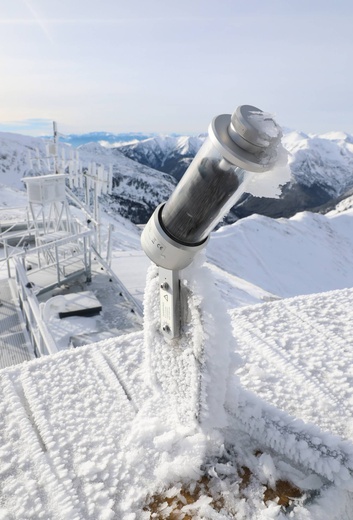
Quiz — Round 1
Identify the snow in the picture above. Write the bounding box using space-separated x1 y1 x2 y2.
4 127 353 517
227 288 353 487
0 185 27 209
142 254 236 429
207 209 353 301
282 130 353 195
318 131 353 144
2 322 353 518
110 250 150 305
247 110 281 142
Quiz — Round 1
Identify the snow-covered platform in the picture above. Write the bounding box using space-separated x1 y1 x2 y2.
111 250 151 307
231 287 353 441
228 287 353 484
36 259 143 350
2 286 353 518
6 247 144 355
0 335 142 519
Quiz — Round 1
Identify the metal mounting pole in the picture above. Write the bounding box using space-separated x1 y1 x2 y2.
53 121 59 175
159 267 181 339
106 224 114 266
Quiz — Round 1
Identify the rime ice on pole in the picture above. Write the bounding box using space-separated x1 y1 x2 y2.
141 104 288 427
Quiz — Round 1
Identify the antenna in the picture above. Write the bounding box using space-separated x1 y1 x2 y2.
25 121 114 257
53 121 59 174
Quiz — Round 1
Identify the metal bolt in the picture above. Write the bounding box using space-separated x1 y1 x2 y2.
160 282 169 290
162 324 171 333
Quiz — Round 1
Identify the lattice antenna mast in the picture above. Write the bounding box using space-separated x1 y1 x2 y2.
83 162 113 254
26 122 113 256
24 122 74 240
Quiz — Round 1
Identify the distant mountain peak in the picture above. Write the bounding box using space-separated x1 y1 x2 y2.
115 134 206 181
318 131 353 144
2 126 353 225
44 131 165 148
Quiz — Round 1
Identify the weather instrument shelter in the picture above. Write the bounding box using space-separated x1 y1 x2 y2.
23 174 72 239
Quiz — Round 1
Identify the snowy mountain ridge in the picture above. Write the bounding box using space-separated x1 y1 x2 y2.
283 130 353 196
207 207 353 305
0 131 176 224
2 126 353 223
115 133 206 181
112 128 353 220
46 131 161 148
114 128 353 197
115 134 205 156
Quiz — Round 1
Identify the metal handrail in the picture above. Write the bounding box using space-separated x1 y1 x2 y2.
14 257 58 356
16 228 92 259
92 245 143 317
1 227 92 278
0 221 21 237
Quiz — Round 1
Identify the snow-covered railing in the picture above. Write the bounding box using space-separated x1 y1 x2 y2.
65 187 113 262
0 206 33 277
2 222 92 278
0 234 34 279
0 206 29 232
91 245 143 317
14 257 58 356
226 389 353 488
18 229 93 294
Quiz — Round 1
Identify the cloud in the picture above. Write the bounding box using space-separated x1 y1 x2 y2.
0 118 54 136
21 0 54 43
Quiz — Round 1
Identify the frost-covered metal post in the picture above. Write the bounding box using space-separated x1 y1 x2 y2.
142 105 284 339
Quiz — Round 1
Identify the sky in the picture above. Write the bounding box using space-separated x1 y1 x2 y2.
0 0 353 137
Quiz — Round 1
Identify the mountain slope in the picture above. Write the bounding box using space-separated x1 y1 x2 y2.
77 142 176 223
207 208 353 300
115 130 353 220
0 132 176 224
0 132 51 190
115 134 205 181
284 130 353 195
2 127 353 224
216 130 353 220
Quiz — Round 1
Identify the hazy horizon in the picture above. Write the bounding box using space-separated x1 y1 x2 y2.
1 0 353 137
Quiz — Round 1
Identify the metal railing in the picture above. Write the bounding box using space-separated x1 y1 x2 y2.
10 229 94 357
91 245 143 317
14 257 58 356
